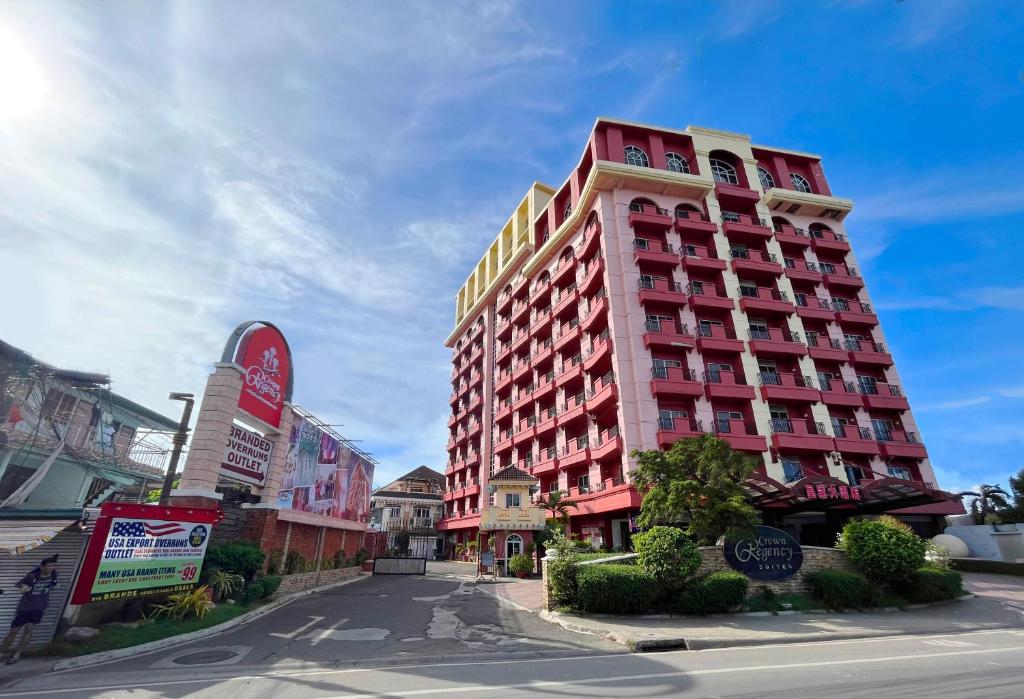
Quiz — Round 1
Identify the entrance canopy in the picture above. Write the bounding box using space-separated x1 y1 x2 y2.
742 475 963 516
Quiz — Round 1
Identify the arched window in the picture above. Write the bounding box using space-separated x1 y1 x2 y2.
758 167 775 190
790 173 812 193
624 145 650 168
710 158 739 185
770 216 792 232
559 246 574 262
629 197 656 213
674 203 702 221
563 201 572 220
665 152 689 174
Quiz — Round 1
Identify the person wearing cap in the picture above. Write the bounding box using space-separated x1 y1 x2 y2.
1 554 59 664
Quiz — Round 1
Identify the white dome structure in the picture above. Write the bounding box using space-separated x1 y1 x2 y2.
931 534 969 558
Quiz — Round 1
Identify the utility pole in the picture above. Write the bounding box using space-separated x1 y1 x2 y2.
158 392 195 506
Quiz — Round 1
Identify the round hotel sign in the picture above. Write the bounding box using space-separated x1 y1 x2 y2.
724 525 803 581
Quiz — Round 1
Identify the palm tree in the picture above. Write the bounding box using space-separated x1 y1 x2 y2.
538 489 577 524
958 484 1011 524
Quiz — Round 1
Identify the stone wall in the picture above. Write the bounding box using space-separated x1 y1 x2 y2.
697 545 854 595
276 566 363 595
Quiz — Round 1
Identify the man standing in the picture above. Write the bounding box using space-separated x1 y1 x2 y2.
1 554 59 664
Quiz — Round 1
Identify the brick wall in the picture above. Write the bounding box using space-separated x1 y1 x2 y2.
276 566 363 594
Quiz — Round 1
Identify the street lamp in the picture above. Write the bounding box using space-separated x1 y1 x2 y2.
158 392 195 506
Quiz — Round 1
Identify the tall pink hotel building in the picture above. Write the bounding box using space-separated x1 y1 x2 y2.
439 119 961 552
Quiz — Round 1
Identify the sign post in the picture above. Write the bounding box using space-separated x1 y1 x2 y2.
723 525 804 581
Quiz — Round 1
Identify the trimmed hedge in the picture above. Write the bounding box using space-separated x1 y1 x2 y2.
894 567 963 603
805 569 880 610
951 559 1024 577
576 553 634 563
633 526 701 589
674 572 748 615
839 519 926 582
576 564 658 614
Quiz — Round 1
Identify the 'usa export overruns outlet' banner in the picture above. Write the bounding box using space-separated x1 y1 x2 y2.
72 503 220 604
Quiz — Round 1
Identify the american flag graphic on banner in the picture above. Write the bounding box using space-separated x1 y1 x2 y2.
112 521 185 538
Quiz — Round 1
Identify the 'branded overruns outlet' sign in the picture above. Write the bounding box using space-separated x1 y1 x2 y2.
221 423 273 486
234 325 290 428
724 525 804 581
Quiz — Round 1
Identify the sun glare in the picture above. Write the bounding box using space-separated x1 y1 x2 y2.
0 25 47 125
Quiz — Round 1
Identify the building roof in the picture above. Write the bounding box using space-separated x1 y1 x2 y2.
371 490 442 501
489 465 537 483
396 465 445 484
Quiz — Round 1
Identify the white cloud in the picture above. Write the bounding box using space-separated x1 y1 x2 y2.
916 396 991 413
875 285 1024 312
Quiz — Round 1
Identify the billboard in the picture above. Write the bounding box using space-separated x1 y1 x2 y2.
234 325 291 428
220 423 273 486
278 414 374 522
72 503 220 604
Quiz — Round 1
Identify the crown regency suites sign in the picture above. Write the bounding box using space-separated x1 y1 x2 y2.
235 325 290 429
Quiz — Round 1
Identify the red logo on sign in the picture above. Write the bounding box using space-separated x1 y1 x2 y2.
235 326 290 428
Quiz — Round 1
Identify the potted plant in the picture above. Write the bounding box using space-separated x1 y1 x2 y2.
509 553 533 578
454 543 465 561
467 540 478 561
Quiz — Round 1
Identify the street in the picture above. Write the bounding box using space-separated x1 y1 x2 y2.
2 565 1024 698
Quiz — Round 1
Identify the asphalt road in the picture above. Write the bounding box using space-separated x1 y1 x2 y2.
5 567 1024 698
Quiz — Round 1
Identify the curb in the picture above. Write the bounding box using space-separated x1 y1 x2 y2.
541 594 998 652
49 572 372 672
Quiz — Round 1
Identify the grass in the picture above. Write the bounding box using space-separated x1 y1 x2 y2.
27 601 262 658
745 593 821 613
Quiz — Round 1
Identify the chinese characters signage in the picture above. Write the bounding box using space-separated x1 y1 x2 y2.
803 484 861 501
724 525 804 581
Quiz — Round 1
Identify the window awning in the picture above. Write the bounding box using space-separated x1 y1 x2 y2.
742 475 961 515
0 519 78 556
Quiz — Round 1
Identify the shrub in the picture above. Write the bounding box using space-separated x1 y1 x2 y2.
576 564 658 614
805 569 880 610
547 552 581 607
951 559 1024 576
260 575 283 597
209 570 244 602
151 586 214 620
633 526 701 590
893 567 963 604
675 572 748 615
240 579 266 604
509 554 534 576
203 541 266 581
838 518 927 582
353 548 369 565
284 550 306 575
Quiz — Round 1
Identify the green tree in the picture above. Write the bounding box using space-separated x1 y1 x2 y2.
631 434 759 545
537 489 577 524
632 526 701 591
958 484 1011 524
999 467 1024 522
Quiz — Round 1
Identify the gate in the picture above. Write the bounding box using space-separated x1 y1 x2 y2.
372 557 427 575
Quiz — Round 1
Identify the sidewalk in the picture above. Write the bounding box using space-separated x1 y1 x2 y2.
543 596 1024 651
962 572 1024 613
484 577 543 613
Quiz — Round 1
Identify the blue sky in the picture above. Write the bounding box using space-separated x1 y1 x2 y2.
1 1 1021 494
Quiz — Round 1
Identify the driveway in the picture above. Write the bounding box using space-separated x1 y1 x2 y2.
963 572 1024 615
5 563 621 695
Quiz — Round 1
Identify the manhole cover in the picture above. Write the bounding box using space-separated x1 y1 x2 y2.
172 649 238 666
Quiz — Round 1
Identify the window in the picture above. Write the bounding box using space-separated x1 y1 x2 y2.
857 376 878 395
658 409 688 430
577 474 590 492
758 167 775 190
872 418 894 441
710 159 739 185
629 198 656 213
624 145 650 168
715 410 742 432
410 486 424 493
782 458 804 482
665 152 689 173
887 465 912 480
414 506 430 519
505 493 521 508
845 463 863 485
563 201 572 220
41 389 77 425
388 506 400 518
790 173 812 193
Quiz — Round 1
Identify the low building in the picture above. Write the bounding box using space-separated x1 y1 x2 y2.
370 466 444 558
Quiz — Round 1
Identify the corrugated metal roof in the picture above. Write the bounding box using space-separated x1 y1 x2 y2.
0 519 79 556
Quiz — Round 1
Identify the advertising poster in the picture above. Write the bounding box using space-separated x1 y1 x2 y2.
85 517 212 602
220 423 273 486
278 415 374 523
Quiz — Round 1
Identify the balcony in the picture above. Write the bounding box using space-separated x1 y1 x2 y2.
656 415 704 449
585 378 618 413
758 372 821 403
877 430 928 459
529 278 550 305
784 258 823 283
674 210 718 236
512 360 532 383
533 373 555 402
730 249 784 278
583 334 613 371
795 295 834 321
556 394 587 427
510 330 530 355
552 323 581 352
642 318 695 349
696 324 744 353
560 439 591 469
721 212 773 243
554 360 583 389
681 243 727 272
861 382 910 411
511 387 533 411
738 287 794 315
512 421 536 446
532 337 554 365
495 396 513 422
580 296 608 331
581 257 605 294
633 238 679 268
533 448 559 475
819 379 865 407
713 418 768 452
552 287 579 318
638 277 687 306
467 420 482 439
650 366 703 398
821 263 864 291
465 451 481 468
747 327 807 357
810 229 851 253
552 256 577 286
687 283 735 311
807 334 850 362
535 409 557 437
530 308 552 335
493 432 513 454
834 300 879 326
846 339 894 367
628 203 673 233
832 424 881 456
591 427 622 461
704 369 756 400
447 458 466 474
774 224 811 248
769 418 835 452
579 220 602 258
511 299 530 326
